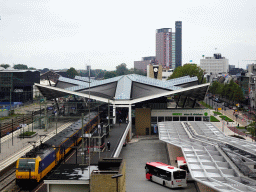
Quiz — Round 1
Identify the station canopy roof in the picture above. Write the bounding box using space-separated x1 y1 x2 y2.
159 121 256 192
35 74 209 105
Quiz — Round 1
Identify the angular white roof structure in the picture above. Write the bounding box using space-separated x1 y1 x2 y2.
35 74 209 105
159 121 256 192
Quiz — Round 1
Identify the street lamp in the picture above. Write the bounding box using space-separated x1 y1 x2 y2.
111 174 123 192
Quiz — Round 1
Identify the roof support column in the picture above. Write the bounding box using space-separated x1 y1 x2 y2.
128 104 132 141
113 105 116 124
176 95 181 108
182 96 188 108
192 99 197 108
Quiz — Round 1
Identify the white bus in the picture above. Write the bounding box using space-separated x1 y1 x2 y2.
145 162 187 188
176 157 193 181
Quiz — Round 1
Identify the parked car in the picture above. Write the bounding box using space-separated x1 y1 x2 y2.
228 105 233 109
209 96 213 99
224 103 229 107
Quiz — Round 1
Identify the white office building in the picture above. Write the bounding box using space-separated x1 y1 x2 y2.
200 54 229 74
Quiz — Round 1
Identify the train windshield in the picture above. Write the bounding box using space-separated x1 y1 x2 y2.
18 159 36 172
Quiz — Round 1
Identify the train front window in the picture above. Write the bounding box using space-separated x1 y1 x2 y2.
18 159 35 172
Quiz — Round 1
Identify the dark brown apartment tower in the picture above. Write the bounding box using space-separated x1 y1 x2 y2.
156 21 182 69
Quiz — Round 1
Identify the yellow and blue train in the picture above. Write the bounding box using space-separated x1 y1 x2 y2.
16 112 100 186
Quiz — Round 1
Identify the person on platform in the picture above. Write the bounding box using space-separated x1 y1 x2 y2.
98 123 101 134
119 119 122 126
107 140 111 151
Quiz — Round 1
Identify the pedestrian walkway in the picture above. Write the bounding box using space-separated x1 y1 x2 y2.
0 120 73 172
209 109 252 142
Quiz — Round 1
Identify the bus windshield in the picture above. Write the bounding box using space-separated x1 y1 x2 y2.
18 159 36 172
180 165 189 173
173 171 186 179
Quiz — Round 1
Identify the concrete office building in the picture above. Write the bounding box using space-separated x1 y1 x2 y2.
200 53 229 74
156 21 182 69
175 21 182 68
134 56 156 72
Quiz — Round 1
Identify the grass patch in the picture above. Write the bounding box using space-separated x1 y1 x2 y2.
210 116 220 122
236 126 245 130
199 101 213 109
19 131 36 137
219 115 234 122
0 114 19 121
213 111 222 115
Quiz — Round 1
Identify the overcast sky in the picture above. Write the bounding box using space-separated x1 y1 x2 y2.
0 0 255 71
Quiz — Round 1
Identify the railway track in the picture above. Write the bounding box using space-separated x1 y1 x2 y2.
0 169 16 191
0 115 33 138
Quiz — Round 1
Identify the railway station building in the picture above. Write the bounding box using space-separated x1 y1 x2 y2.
35 74 210 140
33 74 211 191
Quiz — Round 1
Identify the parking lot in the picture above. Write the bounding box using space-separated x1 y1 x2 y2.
120 137 198 192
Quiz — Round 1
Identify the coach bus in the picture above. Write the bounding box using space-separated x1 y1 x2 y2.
145 162 187 188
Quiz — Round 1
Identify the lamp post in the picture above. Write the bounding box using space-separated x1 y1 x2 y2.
71 146 78 164
0 123 1 153
32 111 34 133
254 124 256 142
111 174 123 192
81 113 85 165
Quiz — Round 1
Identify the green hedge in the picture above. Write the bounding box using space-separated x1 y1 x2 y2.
199 101 213 109
210 116 220 122
213 111 222 115
219 115 234 122
19 131 36 137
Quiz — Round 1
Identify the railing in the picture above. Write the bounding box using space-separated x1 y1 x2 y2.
113 121 131 158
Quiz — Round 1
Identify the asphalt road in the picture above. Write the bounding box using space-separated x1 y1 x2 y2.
119 138 198 192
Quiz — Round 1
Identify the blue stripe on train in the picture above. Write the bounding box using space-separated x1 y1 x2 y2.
38 118 97 173
39 150 56 173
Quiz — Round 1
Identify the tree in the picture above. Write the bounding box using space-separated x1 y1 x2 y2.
0 64 10 69
233 85 244 103
116 63 129 76
28 67 36 70
14 64 28 69
96 70 105 79
221 83 229 98
167 64 205 83
66 67 78 79
246 121 256 139
209 81 220 94
130 68 147 76
104 71 117 79
41 68 49 73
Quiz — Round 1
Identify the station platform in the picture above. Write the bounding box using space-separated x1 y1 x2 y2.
63 122 128 165
35 123 129 192
0 121 73 174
